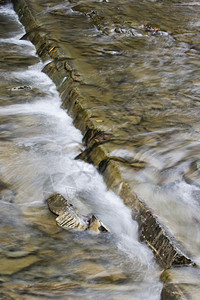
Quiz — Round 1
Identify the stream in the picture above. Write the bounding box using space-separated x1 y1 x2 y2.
0 3 162 299
1 0 200 298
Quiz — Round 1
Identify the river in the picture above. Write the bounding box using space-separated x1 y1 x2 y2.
0 2 162 299
1 0 200 298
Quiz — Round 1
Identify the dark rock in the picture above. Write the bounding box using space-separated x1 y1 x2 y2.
0 0 9 4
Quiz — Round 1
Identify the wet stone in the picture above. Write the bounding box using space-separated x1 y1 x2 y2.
2 281 83 298
0 54 39 71
122 115 142 125
1 281 48 300
0 255 41 275
76 262 108 279
46 193 108 233
161 267 200 300
5 250 35 259
184 160 200 187
23 204 61 235
0 180 16 202
161 266 200 286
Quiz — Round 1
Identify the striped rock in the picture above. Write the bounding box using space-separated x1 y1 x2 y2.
46 193 108 233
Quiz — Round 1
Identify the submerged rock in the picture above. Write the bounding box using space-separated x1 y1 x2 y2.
0 255 40 276
46 193 108 233
184 160 200 187
161 267 200 300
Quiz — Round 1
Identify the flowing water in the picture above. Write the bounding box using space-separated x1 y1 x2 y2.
0 3 162 299
1 0 200 298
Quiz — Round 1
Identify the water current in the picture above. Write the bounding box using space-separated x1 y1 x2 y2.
0 3 162 299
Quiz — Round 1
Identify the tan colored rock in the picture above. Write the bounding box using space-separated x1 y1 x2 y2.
123 115 142 125
76 262 108 279
46 193 108 233
23 205 60 235
0 255 40 275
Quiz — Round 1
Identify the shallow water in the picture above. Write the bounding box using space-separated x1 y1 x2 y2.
0 3 162 299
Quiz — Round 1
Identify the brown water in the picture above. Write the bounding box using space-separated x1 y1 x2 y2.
0 2 162 299
0 0 200 298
